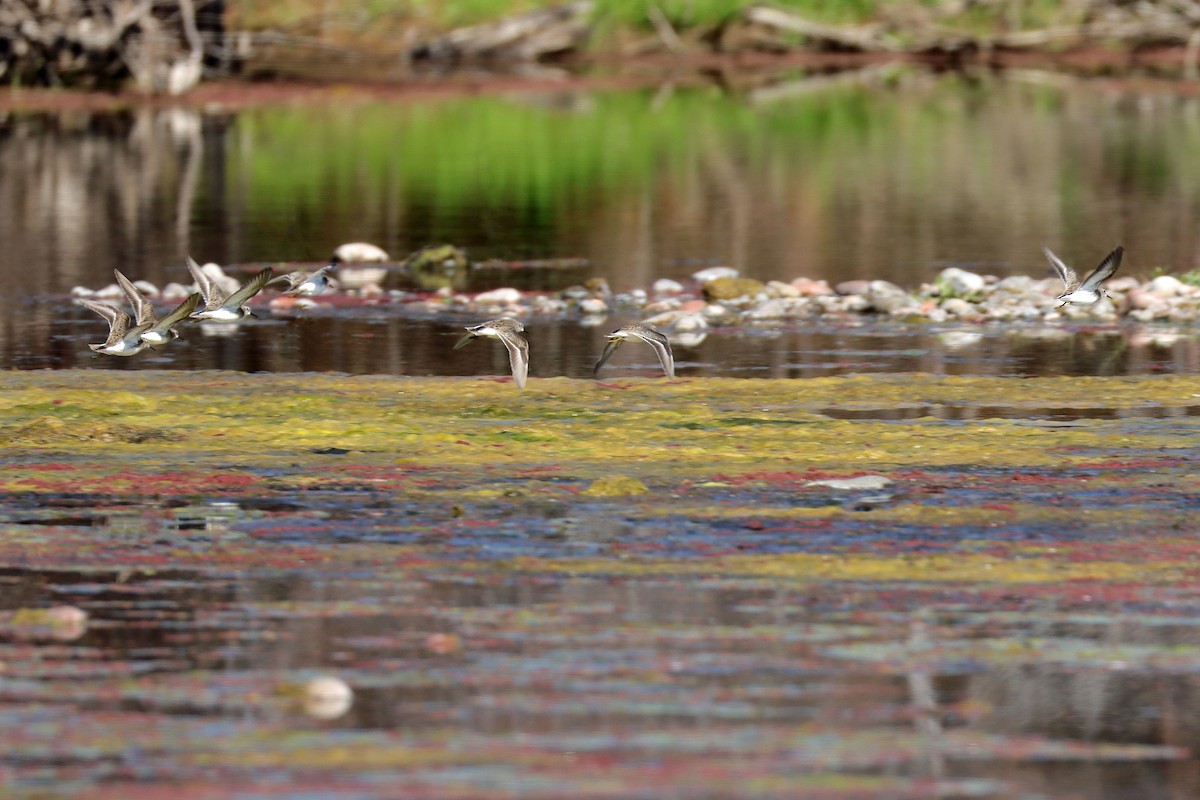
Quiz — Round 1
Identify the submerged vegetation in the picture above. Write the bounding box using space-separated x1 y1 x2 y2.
3 370 1200 794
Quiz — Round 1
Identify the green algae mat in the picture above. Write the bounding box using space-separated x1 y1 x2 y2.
3 370 1200 798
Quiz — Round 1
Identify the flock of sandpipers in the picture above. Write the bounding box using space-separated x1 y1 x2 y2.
79 246 1123 386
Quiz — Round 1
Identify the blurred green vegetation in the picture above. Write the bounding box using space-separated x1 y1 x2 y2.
210 72 1200 278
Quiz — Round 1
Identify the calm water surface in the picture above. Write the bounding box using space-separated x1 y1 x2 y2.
2 68 1200 376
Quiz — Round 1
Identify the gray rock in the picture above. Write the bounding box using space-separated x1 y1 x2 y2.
866 280 911 313
835 280 871 296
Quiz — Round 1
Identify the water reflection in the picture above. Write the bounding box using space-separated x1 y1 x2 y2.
2 69 1200 379
5 562 1200 797
13 301 1200 378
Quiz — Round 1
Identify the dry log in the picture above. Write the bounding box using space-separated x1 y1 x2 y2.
410 2 593 64
0 0 223 92
736 1 1200 57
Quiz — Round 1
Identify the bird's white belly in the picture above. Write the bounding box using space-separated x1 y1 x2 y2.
1060 289 1100 305
196 307 243 321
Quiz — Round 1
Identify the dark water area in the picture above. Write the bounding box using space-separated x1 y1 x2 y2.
2 68 1200 377
9 302 1200 379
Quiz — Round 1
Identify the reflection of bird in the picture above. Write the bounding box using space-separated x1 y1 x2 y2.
187 257 273 321
271 265 335 297
453 318 529 389
1043 246 1123 307
114 269 200 345
594 324 675 379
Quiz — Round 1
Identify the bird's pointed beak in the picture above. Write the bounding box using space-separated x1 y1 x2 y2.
452 333 476 350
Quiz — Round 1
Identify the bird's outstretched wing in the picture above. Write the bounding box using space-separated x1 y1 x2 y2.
154 292 202 334
593 338 624 376
1079 246 1124 291
496 329 529 389
1042 246 1078 292
186 256 227 308
224 268 275 308
79 299 131 346
628 327 675 379
114 269 156 326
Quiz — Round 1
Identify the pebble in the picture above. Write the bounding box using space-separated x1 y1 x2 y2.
792 278 832 296
580 297 608 314
303 676 354 720
940 298 977 318
652 278 685 295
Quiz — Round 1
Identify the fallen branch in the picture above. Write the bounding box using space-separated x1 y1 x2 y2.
411 1 593 63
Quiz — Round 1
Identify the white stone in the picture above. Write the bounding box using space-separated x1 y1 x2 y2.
333 242 390 263
937 267 986 297
580 297 608 314
160 282 192 301
652 278 685 295
303 676 353 720
1147 275 1185 298
994 275 1035 293
691 266 739 284
132 280 159 298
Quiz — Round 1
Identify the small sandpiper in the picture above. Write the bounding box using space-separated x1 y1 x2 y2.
453 318 529 389
114 269 201 346
1043 245 1123 307
270 264 336 297
187 257 274 321
594 323 675 379
77 299 153 356
79 290 201 356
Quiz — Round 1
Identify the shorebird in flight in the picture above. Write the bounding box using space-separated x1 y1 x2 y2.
453 318 529 389
114 269 200 346
78 290 201 356
594 323 675 379
1043 245 1123 307
187 257 273 321
270 264 336 297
